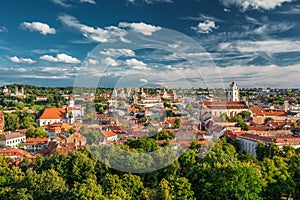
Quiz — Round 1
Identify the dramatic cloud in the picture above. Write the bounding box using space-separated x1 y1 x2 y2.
58 14 128 43
219 40 300 54
191 20 218 34
100 48 135 57
125 58 148 70
40 53 80 64
118 22 161 36
9 56 36 64
220 0 293 11
20 22 56 35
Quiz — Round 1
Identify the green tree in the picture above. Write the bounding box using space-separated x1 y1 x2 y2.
220 113 228 122
261 156 295 199
174 118 182 129
4 113 20 131
23 169 68 200
26 127 48 138
256 142 281 161
157 178 173 200
70 177 106 200
20 114 36 129
264 117 274 123
167 176 195 200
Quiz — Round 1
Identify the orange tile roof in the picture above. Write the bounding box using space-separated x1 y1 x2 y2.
69 133 86 142
238 134 300 144
263 111 287 117
0 148 35 159
57 143 80 155
249 126 268 131
251 106 287 117
54 135 67 143
102 130 117 138
24 137 48 146
39 108 67 119
203 101 248 109
46 123 73 133
165 118 176 125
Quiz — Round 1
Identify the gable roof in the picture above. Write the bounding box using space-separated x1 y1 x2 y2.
1 132 25 141
39 108 67 120
24 137 48 146
102 130 117 138
0 148 35 159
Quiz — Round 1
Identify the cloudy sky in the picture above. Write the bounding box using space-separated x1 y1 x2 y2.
0 0 300 88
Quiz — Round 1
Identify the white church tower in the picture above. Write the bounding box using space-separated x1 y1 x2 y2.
69 96 75 107
227 82 240 102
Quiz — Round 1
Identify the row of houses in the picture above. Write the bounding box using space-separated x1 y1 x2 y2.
236 133 300 158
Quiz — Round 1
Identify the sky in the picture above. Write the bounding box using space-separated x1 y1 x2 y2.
0 0 300 88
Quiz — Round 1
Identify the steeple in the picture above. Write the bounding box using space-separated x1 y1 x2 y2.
227 82 240 102
69 96 75 107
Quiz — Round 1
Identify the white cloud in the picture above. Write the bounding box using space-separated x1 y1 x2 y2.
191 20 218 34
58 14 128 43
9 56 36 64
140 78 148 83
128 0 173 4
52 0 96 7
103 57 119 67
219 40 300 53
100 48 135 57
87 59 99 65
125 58 148 70
40 53 81 64
0 26 8 32
118 22 161 36
80 0 97 4
52 0 71 7
253 23 294 35
20 22 56 35
212 64 300 88
59 15 161 42
220 0 293 11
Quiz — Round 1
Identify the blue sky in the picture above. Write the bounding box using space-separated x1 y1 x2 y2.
0 0 300 88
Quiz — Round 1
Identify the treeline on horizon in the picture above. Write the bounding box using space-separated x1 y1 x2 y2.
0 137 299 200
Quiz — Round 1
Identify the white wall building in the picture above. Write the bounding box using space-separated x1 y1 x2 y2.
237 133 300 158
0 132 26 148
227 82 240 102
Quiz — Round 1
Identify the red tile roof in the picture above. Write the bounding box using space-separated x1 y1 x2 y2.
39 108 67 119
24 137 48 146
54 135 67 143
225 130 248 139
251 106 286 117
238 134 300 144
0 148 35 159
203 101 248 109
165 118 176 125
102 130 117 138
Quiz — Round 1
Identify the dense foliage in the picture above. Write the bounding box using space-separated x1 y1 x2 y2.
0 137 299 200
